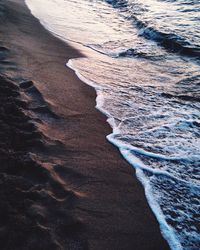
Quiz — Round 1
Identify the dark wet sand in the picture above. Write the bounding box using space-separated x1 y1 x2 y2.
0 0 170 249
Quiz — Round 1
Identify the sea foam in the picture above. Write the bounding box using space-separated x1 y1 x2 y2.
67 58 183 250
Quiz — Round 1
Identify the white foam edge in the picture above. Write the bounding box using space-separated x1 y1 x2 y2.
67 58 183 250
67 59 120 133
107 138 183 250
107 135 200 189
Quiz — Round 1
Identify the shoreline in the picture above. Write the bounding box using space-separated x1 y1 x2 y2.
0 0 170 249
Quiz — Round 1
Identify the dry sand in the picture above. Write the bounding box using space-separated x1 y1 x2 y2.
0 0 170 249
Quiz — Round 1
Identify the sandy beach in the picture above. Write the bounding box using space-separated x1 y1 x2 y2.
0 0 170 249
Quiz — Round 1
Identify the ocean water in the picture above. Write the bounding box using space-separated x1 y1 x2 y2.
25 0 200 249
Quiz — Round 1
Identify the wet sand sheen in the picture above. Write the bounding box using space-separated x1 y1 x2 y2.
0 0 170 249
